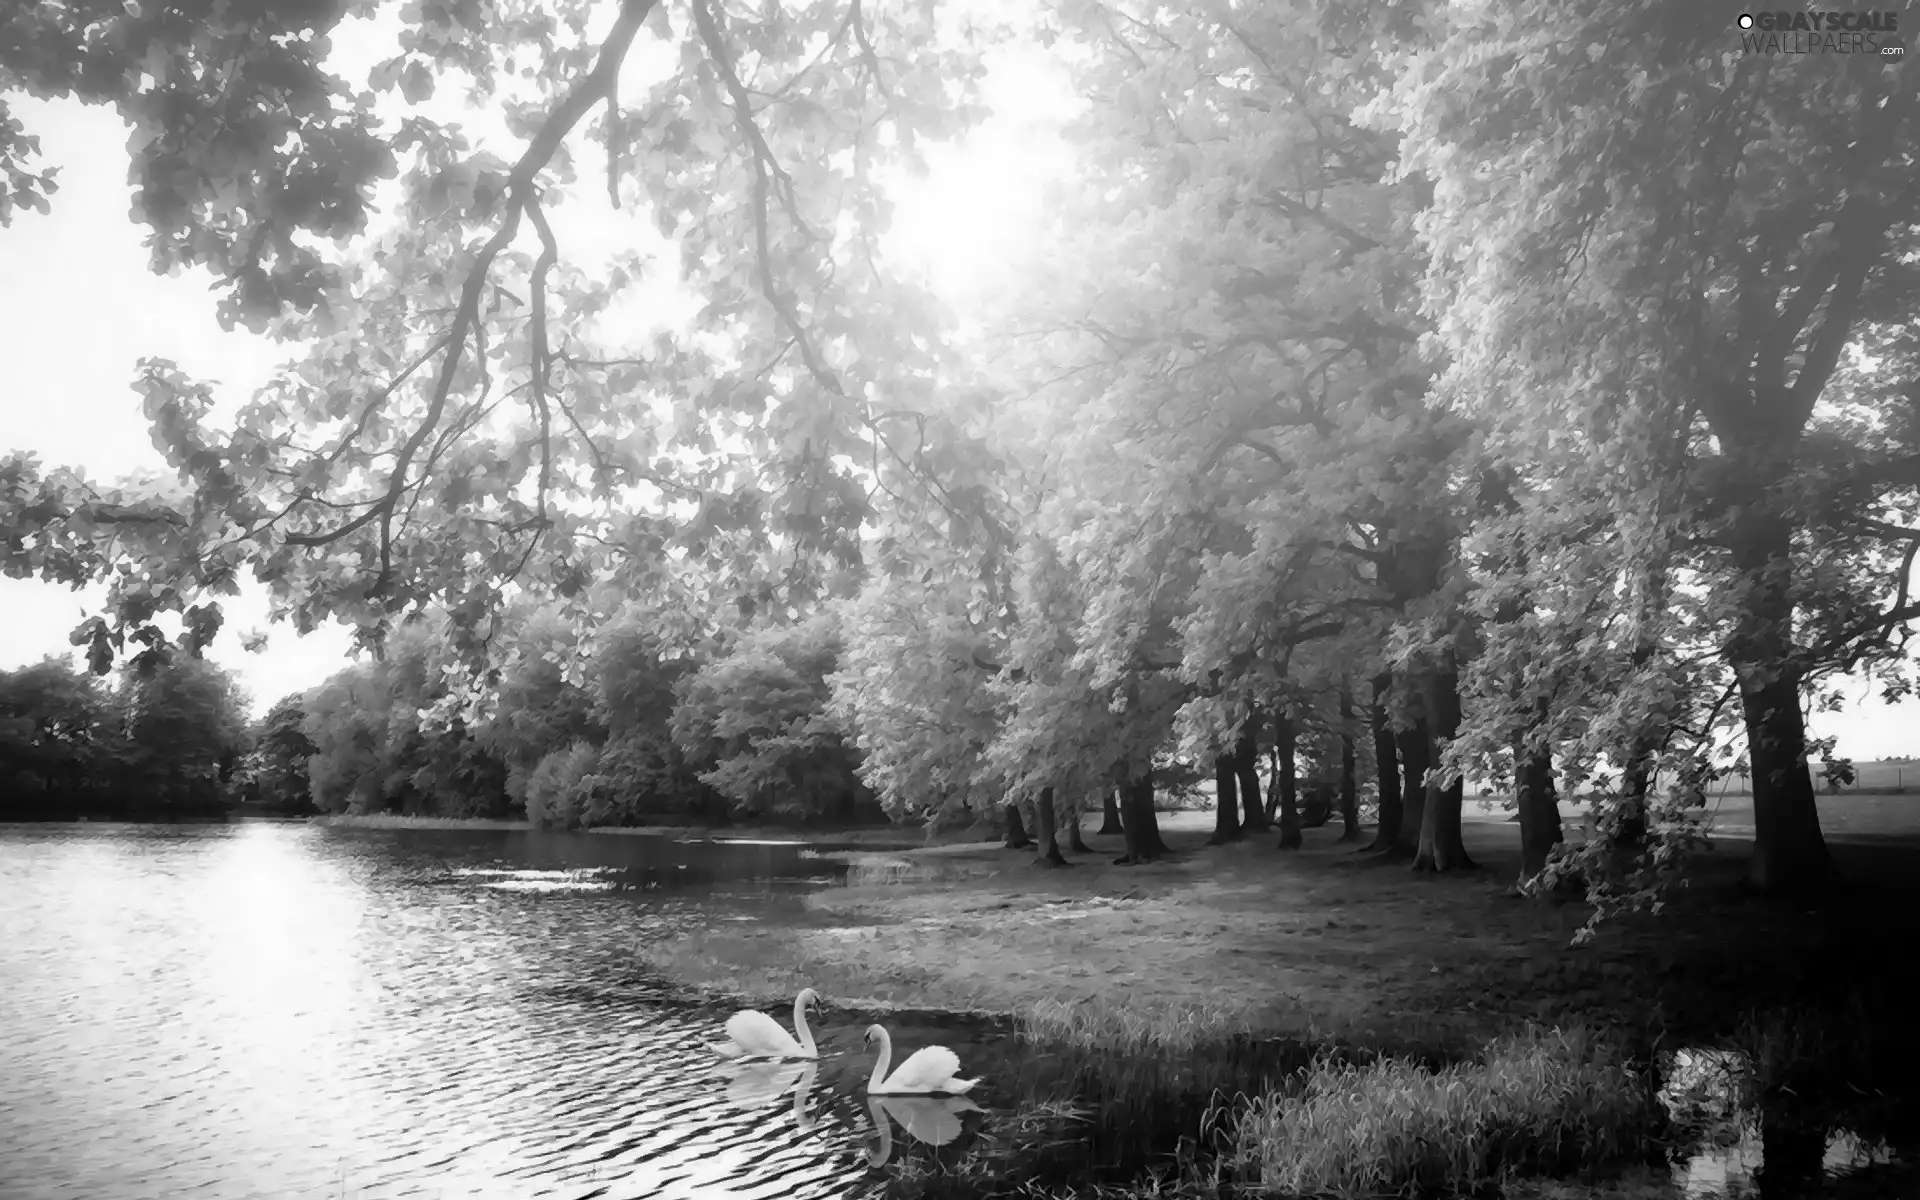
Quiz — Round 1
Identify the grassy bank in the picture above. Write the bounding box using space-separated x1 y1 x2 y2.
639 810 1920 1196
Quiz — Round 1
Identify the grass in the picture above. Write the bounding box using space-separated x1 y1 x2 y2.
638 925 1006 1015
1021 995 1254 1056
1227 1026 1657 1198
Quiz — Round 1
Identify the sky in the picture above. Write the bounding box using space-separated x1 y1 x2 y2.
0 28 1914 761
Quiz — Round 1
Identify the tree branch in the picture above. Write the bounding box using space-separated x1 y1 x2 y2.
281 0 656 583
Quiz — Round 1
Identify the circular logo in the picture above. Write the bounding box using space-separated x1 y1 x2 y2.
1737 13 1754 28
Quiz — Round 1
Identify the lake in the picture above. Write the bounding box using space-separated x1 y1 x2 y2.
0 821 989 1200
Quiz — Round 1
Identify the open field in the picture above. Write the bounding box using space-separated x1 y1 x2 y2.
1709 757 1920 795
1464 788 1920 847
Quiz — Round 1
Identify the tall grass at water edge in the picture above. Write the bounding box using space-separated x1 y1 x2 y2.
891 1004 1662 1200
1227 1026 1656 1198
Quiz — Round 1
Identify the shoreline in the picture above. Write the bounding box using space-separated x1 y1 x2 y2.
638 809 1920 1053
304 811 953 845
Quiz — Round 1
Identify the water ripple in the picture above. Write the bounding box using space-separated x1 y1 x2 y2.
0 823 884 1200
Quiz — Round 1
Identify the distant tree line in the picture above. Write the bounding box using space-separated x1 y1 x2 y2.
3 598 890 829
0 653 250 820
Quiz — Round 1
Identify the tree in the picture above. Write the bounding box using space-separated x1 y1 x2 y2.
0 657 121 816
831 555 1011 829
980 0 1474 877
1397 0 1919 894
671 613 872 822
119 656 251 813
587 608 715 823
302 664 386 813
4 0 997 681
299 615 510 816
243 693 320 814
478 602 603 802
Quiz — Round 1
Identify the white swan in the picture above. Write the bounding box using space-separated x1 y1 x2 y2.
862 1023 980 1095
711 988 820 1059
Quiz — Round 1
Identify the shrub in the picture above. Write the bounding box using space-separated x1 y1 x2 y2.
524 742 599 829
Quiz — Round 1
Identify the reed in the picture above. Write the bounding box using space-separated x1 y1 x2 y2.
1228 1024 1656 1198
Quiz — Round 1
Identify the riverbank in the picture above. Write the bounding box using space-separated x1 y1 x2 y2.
641 808 1920 1049
642 808 1920 1196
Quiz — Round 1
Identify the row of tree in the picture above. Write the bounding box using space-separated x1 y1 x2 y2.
288 604 878 827
0 654 250 819
2 1 1914 927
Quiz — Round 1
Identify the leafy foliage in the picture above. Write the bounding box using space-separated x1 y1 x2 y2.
239 692 320 814
671 613 871 820
0 657 122 815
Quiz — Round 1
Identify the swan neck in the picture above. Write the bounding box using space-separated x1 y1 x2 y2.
793 993 816 1053
868 1026 892 1090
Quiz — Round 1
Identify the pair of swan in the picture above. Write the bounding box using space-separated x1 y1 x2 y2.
710 987 981 1096
709 1058 980 1167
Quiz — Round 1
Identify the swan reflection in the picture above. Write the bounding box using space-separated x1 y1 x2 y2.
710 1058 820 1126
863 1093 983 1167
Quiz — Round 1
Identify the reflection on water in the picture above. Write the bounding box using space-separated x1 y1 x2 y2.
863 1095 985 1168
1661 1046 1900 1198
0 822 886 1200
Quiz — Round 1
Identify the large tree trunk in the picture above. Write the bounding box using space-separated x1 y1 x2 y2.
1097 788 1124 835
1729 509 1836 893
1275 707 1302 850
1003 801 1034 850
1115 767 1170 863
1741 670 1834 891
1065 795 1094 853
1514 732 1562 884
1413 664 1475 872
1209 753 1243 844
1234 723 1268 832
1364 674 1402 852
1337 683 1360 842
1392 717 1429 858
1033 787 1069 867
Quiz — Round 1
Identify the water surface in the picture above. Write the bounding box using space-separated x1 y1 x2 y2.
0 822 968 1200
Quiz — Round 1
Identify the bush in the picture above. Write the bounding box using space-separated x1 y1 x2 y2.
1230 1026 1655 1198
524 742 600 830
